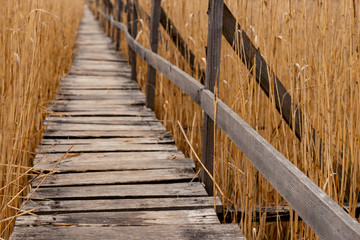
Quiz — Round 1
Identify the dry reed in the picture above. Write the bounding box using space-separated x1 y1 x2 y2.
0 0 83 238
101 0 360 239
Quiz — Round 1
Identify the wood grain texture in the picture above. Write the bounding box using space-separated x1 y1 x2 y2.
15 209 220 226
11 225 245 240
201 0 224 196
32 168 196 187
22 197 220 214
33 152 188 171
145 0 162 110
29 182 208 200
116 0 123 50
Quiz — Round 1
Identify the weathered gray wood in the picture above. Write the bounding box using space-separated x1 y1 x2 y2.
48 110 155 117
34 151 184 164
71 62 129 72
55 93 142 100
108 10 360 239
49 105 153 114
44 116 158 125
116 0 123 50
126 0 133 64
11 225 245 240
201 0 223 196
22 197 221 214
32 168 195 187
69 70 131 77
29 182 208 199
40 137 173 145
131 0 138 80
73 59 128 67
53 98 145 106
34 153 191 172
44 129 166 138
44 123 165 131
15 209 220 226
57 89 141 96
75 52 125 61
145 0 161 110
36 142 178 154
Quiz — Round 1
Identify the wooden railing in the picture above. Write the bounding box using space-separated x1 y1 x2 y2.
91 0 360 239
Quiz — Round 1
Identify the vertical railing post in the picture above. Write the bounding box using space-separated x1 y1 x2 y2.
201 0 224 195
116 0 123 51
145 0 162 110
130 1 138 81
106 3 110 36
95 0 100 19
126 0 132 65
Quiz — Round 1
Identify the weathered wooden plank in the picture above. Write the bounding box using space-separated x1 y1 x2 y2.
22 197 220 214
44 123 165 132
78 44 115 50
43 129 166 138
49 105 153 113
41 136 174 143
52 98 145 106
15 209 220 227
29 182 208 199
68 70 131 77
145 0 161 110
201 0 223 196
55 94 142 101
47 110 155 117
57 89 141 95
36 142 178 154
75 52 126 61
71 63 129 72
44 116 158 125
11 225 245 240
32 168 195 187
54 96 144 102
58 86 139 90
72 59 128 66
61 74 132 82
34 151 183 164
34 154 191 172
40 137 173 145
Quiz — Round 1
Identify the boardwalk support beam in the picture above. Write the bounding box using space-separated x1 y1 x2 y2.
201 0 223 196
146 0 162 110
116 0 123 51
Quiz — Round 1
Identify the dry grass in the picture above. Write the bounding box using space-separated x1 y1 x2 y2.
0 0 83 238
100 0 360 239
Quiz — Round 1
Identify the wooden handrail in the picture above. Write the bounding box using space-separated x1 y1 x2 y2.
96 3 360 239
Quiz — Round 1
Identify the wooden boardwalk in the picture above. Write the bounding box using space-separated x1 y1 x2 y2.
10 6 245 240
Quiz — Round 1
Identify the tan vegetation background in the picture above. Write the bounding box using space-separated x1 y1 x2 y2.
105 0 360 239
0 0 83 238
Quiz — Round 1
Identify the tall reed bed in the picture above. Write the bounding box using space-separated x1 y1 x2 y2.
0 0 83 238
103 0 360 239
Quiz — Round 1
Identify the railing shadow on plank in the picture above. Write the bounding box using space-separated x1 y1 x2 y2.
91 0 360 239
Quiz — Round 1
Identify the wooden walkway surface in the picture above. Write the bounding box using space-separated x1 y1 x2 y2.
11 6 245 240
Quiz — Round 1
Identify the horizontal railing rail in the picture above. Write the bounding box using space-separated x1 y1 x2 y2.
92 1 360 239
